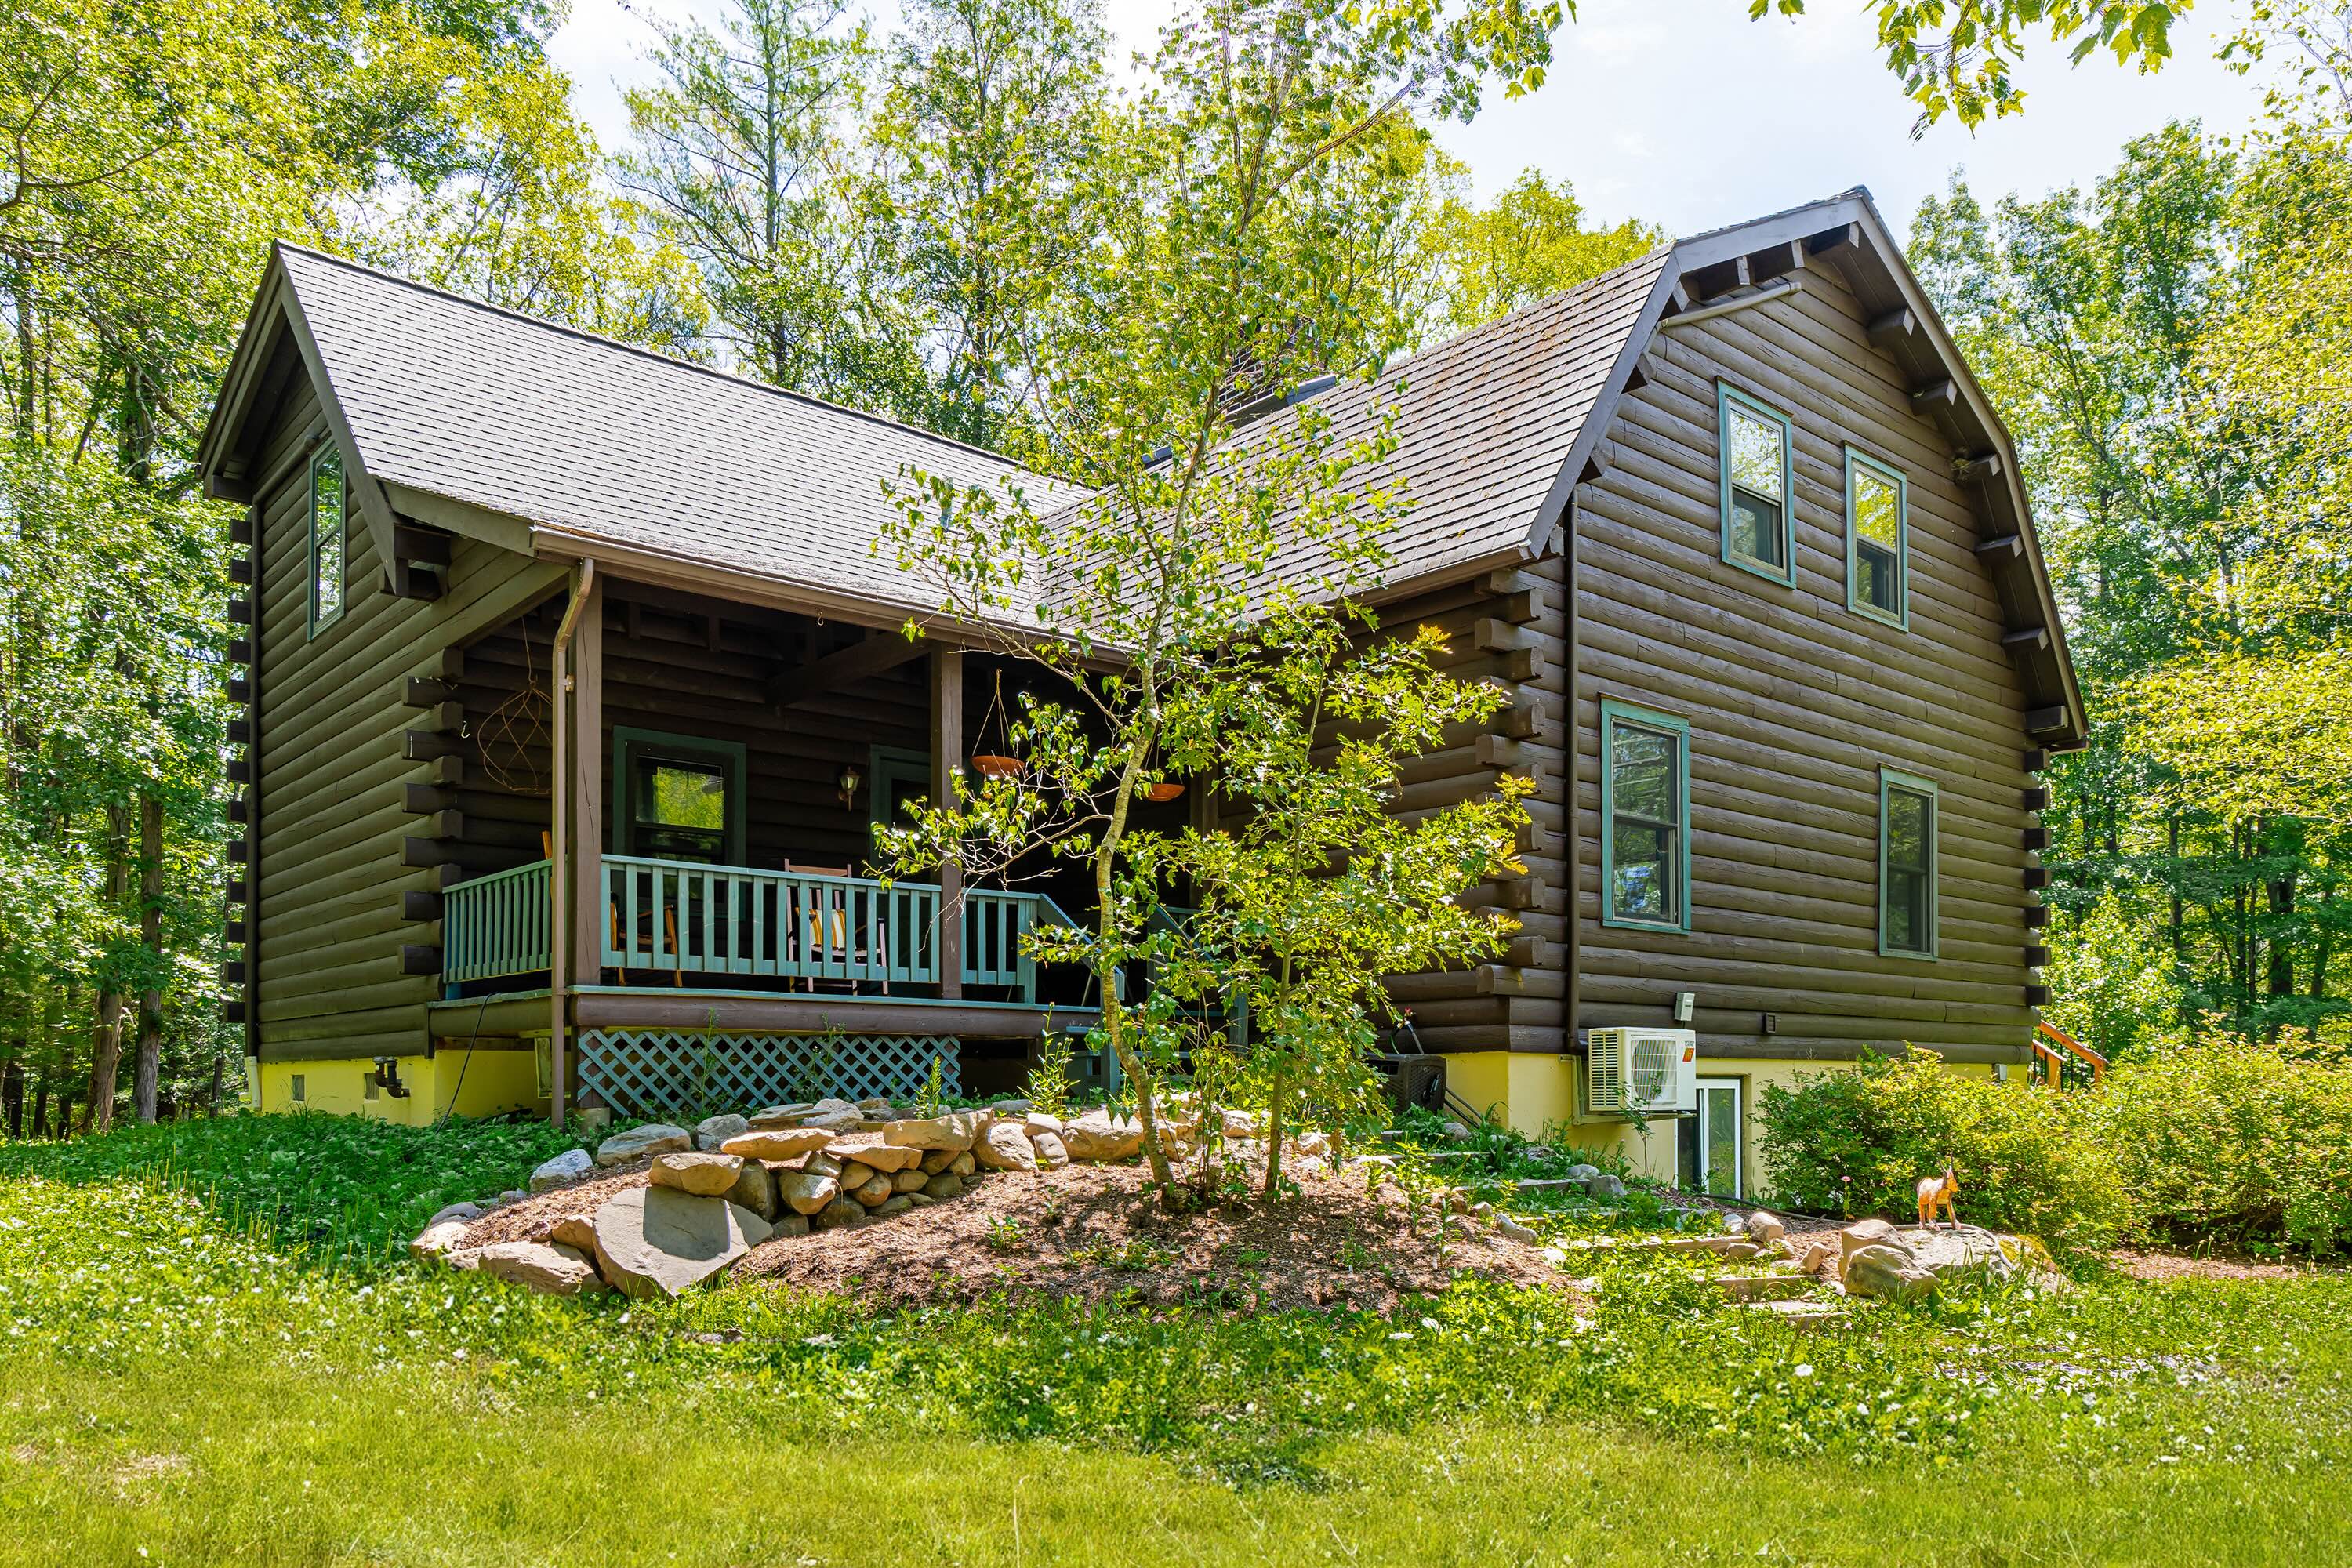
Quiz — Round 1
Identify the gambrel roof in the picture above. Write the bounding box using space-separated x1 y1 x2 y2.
197 191 2085 746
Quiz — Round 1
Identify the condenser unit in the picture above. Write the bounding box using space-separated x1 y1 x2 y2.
1584 1027 1699 1117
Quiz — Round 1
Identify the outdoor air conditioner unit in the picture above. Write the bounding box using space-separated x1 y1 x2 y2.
1585 1027 1699 1117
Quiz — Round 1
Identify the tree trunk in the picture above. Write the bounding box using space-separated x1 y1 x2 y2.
132 790 164 1123
82 802 132 1131
2 1057 21 1139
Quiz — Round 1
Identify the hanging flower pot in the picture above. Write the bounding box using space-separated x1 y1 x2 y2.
971 754 1023 780
1144 781 1186 804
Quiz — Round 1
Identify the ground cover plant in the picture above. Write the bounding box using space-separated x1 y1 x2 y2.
5 1113 2349 1565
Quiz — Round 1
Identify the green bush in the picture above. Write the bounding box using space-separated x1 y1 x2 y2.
2096 1035 2352 1257
1755 1050 2128 1248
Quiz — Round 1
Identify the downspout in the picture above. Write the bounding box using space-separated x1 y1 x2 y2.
548 558 595 1124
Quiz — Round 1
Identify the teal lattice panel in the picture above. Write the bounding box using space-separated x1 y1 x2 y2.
576 1031 960 1119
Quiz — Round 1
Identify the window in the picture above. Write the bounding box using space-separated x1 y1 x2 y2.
869 746 932 829
1846 448 1907 626
612 728 746 863
1879 770 1938 959
1718 383 1795 584
1601 699 1690 931
289 1073 306 1104
307 443 346 633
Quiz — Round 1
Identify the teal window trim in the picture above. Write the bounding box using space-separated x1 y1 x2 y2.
306 442 347 637
1878 767 1939 960
1716 380 1797 587
611 727 748 863
1599 698 1692 934
1844 445 1909 630
869 746 932 829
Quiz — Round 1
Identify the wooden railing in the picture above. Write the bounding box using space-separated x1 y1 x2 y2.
440 858 553 986
440 855 1068 1002
2033 1018 2108 1088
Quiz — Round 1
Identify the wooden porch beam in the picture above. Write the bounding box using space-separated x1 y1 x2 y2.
767 629 928 708
932 645 964 1000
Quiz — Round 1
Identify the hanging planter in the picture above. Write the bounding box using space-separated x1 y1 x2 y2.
971 754 1023 780
1144 781 1186 804
970 672 1025 782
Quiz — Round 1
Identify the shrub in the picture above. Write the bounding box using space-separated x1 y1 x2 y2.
1756 1050 2127 1248
2096 1035 2352 1257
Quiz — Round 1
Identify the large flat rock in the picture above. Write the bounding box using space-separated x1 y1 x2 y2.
590 1186 772 1299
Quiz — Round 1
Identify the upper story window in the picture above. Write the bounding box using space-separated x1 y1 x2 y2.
308 443 347 634
1601 699 1690 932
1846 448 1908 626
1718 382 1795 586
1879 769 1938 960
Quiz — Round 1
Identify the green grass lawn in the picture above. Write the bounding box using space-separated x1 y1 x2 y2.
0 1116 2344 1566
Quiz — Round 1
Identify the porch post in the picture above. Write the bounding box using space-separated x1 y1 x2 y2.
547 561 601 1124
931 644 964 999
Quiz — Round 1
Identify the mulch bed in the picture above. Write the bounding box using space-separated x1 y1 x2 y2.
454 1160 653 1250
731 1160 1568 1312
2110 1249 2341 1283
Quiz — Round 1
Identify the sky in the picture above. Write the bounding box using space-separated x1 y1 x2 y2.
550 0 2273 239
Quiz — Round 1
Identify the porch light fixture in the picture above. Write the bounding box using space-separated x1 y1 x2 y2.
837 763 862 811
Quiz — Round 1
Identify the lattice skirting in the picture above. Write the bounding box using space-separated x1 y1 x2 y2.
573 1030 961 1120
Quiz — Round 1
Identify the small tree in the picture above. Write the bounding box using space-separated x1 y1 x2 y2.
1156 612 1532 1193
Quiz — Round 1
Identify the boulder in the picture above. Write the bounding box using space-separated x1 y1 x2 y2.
590 1186 771 1299
777 1171 840 1216
1291 1130 1330 1159
1842 1243 1937 1305
720 1127 837 1160
1564 1163 1600 1184
1838 1219 1908 1272
920 1147 957 1175
882 1112 982 1152
1583 1172 1626 1200
1440 1120 1472 1142
826 1135 923 1173
532 1152 597 1189
1029 1130 1071 1170
948 1150 977 1177
427 1200 485 1228
985 1098 1031 1116
595 1123 691 1167
813 1196 866 1229
649 1152 746 1196
975 1121 1039 1173
410 1219 472 1262
1061 1116 1142 1162
767 1213 811 1239
747 1102 815 1129
803 1098 867 1131
548 1213 598 1252
1898 1225 2064 1290
849 1172 896 1207
891 1168 929 1194
1746 1212 1788 1246
694 1112 751 1152
1721 1212 1749 1235
477 1240 605 1298
877 1196 915 1216
1495 1215 1539 1243
902 1192 938 1209
922 1172 964 1201
728 1160 779 1221
1797 1239 1839 1276
1022 1112 1067 1137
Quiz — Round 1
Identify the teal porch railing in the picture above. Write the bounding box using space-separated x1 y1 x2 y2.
439 854 1066 1002
440 858 553 985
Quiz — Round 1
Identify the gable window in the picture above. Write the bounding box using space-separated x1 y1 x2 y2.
1601 699 1690 931
613 728 746 863
1879 769 1938 959
1846 448 1908 626
1718 383 1795 585
307 443 347 633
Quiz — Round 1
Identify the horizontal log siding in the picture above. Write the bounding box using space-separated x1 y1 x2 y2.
252 375 562 1062
1572 259 2037 1058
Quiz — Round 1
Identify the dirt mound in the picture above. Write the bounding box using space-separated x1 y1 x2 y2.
455 1161 653 1250
731 1160 1565 1311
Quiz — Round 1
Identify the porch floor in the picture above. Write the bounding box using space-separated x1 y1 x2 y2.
426 985 1095 1044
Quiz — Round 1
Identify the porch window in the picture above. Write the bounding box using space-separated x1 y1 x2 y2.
1879 769 1938 959
1718 383 1795 585
1601 699 1690 932
307 443 346 633
613 728 746 863
1846 448 1907 626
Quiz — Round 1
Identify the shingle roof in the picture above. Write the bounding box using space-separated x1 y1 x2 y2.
272 245 1066 619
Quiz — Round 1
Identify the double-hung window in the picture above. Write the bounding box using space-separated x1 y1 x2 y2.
307 443 347 634
1601 700 1690 931
1878 769 1938 959
1846 448 1907 626
1718 382 1795 585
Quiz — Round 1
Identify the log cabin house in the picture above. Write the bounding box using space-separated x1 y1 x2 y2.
197 191 2085 1196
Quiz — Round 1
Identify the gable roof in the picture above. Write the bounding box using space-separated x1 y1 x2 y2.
198 245 1068 627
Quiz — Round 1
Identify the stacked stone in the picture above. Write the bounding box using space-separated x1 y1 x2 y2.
413 1098 1156 1301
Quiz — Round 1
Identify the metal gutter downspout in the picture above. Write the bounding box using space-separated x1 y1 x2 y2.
547 557 595 1123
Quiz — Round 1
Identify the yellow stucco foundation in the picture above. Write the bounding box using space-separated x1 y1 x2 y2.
1439 1050 2005 1199
253 1048 548 1125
